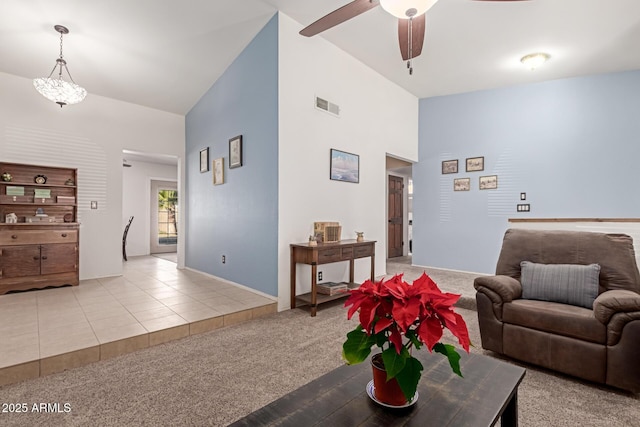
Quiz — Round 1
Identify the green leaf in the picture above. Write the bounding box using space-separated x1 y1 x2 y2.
433 343 463 377
395 356 424 401
342 328 376 365
381 346 408 380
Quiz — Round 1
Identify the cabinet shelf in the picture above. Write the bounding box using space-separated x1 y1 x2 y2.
0 181 76 189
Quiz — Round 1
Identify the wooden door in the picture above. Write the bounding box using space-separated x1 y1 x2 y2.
40 243 77 275
0 245 41 278
388 175 403 258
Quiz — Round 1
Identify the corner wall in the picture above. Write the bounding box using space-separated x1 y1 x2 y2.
277 13 419 310
185 14 279 296
413 70 640 274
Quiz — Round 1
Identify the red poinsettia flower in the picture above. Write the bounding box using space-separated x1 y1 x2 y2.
342 273 472 402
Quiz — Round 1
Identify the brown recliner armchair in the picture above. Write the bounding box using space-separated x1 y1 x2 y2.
474 228 640 393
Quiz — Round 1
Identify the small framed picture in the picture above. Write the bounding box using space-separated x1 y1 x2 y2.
442 159 458 174
200 148 209 173
466 156 484 172
454 178 470 191
479 175 498 190
330 149 359 183
229 135 243 169
213 157 224 185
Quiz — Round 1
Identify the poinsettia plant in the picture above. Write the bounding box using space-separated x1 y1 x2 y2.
342 273 471 401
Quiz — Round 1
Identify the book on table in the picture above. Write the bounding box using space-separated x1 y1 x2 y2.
317 282 349 296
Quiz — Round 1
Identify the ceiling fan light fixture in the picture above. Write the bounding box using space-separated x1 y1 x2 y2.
33 25 87 107
379 0 439 19
520 52 550 70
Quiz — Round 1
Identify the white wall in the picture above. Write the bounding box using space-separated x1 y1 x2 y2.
0 72 185 279
122 160 178 257
277 13 419 311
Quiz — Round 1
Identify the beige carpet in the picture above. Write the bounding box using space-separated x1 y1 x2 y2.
0 277 638 426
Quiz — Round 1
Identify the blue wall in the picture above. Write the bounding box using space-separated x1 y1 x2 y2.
413 70 640 274
185 14 278 295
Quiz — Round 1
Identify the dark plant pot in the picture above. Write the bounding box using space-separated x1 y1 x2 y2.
371 353 407 406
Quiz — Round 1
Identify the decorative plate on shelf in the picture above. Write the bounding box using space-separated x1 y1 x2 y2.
34 174 47 184
63 213 73 223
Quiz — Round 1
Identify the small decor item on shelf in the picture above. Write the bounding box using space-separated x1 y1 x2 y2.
308 235 317 246
34 174 47 184
1 172 12 182
342 273 471 407
65 178 75 186
6 186 24 196
63 213 73 223
35 208 47 217
355 231 364 242
5 213 17 223
317 282 348 296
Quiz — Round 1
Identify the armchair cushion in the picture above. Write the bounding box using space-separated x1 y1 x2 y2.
520 261 600 309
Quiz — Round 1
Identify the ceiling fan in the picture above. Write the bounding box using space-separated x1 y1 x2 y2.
300 0 528 74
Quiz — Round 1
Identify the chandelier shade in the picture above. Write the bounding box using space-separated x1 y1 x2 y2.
33 25 87 107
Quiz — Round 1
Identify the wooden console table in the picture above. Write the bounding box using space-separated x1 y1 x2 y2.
290 239 376 316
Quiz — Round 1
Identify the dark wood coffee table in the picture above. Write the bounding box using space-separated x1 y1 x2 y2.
230 351 525 426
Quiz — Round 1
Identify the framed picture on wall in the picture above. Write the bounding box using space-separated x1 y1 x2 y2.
200 148 209 173
213 157 224 185
466 156 484 172
442 159 458 174
479 175 498 190
229 135 243 169
330 149 359 183
454 178 470 191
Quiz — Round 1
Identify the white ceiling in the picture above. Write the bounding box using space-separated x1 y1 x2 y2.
2 0 640 115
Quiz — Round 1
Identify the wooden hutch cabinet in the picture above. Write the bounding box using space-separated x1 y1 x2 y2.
0 162 79 294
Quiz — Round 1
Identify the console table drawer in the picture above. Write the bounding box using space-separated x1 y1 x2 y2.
341 247 353 260
317 248 341 264
354 245 373 258
0 230 78 245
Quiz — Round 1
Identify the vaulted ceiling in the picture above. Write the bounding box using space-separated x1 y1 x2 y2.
2 0 639 115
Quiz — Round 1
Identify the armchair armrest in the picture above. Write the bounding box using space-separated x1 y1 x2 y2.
474 275 522 303
594 290 640 324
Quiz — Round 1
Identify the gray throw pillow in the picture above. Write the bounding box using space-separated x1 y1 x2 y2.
520 261 601 309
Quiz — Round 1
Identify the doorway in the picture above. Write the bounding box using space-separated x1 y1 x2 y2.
388 174 403 258
386 155 413 260
150 180 178 254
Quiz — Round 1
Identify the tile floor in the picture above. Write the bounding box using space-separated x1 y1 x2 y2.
0 255 277 386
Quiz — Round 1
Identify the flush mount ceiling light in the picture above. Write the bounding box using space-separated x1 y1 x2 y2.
379 0 439 19
33 25 87 107
520 52 550 70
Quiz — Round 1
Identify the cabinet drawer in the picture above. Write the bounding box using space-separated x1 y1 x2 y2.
0 229 78 245
354 245 373 258
317 248 341 264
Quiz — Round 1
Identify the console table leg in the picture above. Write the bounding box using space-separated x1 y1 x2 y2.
501 389 518 427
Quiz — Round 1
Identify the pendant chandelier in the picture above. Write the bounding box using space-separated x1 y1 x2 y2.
33 25 87 107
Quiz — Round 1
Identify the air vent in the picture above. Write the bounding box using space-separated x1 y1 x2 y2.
315 96 340 117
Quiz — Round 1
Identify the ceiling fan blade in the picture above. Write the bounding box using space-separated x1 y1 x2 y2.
300 0 379 37
398 14 425 61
